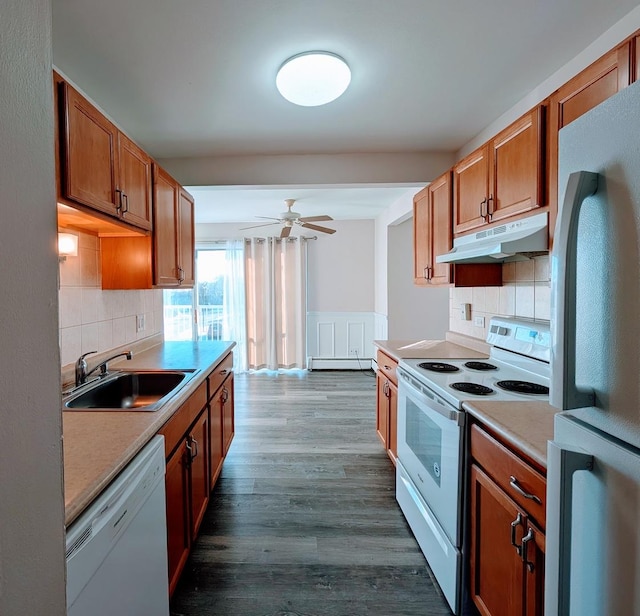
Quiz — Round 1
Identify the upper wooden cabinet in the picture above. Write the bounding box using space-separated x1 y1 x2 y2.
547 42 632 243
58 80 152 232
454 106 545 236
117 132 153 230
152 165 195 288
414 171 453 286
178 187 195 287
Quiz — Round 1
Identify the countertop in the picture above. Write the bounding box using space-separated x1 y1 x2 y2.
462 400 556 470
63 340 235 526
374 339 488 361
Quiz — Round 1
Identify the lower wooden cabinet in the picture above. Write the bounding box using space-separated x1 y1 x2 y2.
375 349 398 464
158 352 234 597
164 440 190 596
469 423 546 616
209 370 234 488
222 374 235 455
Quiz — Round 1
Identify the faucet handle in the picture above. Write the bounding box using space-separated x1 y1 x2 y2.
75 351 98 387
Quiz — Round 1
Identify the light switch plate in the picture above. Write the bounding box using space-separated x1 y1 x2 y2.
461 303 471 321
474 316 485 327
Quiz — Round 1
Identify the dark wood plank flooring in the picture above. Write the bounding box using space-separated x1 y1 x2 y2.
171 370 452 616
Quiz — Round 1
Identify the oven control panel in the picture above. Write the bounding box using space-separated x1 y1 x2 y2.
487 317 551 362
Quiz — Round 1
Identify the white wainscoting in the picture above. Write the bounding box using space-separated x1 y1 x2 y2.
307 311 376 370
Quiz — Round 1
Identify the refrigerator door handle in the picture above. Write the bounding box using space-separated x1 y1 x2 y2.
550 170 599 410
545 440 594 616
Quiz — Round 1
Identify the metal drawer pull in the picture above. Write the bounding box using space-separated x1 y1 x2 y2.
521 528 535 571
509 476 542 504
510 512 523 555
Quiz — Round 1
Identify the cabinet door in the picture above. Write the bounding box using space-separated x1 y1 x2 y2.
453 145 490 234
470 464 526 616
209 389 224 490
490 107 544 223
524 521 545 616
387 379 398 464
153 165 180 286
118 132 152 230
429 171 453 285
165 441 190 596
222 374 235 455
413 186 430 285
188 408 209 540
178 187 195 287
376 373 389 448
61 83 119 216
548 43 631 244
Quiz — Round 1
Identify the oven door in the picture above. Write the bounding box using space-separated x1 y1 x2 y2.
397 367 465 546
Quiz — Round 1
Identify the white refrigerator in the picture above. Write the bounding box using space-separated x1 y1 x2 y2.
546 79 640 615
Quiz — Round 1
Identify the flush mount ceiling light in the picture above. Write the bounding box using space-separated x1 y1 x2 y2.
276 52 351 107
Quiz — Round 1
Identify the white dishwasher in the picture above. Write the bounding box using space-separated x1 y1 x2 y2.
66 435 170 616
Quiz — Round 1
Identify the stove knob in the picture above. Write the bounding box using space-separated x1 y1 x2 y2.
433 462 441 478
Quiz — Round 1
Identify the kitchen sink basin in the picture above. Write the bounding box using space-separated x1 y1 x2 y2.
64 369 196 411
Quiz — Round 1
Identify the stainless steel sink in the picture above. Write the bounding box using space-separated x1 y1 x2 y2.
64 369 196 411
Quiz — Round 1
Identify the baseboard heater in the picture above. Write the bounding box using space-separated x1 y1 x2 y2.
307 357 374 371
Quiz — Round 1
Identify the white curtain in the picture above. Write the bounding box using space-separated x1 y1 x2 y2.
221 239 247 372
244 236 307 370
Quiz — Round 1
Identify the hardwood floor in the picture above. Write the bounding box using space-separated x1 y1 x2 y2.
171 370 452 616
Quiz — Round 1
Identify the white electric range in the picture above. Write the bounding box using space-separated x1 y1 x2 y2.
395 317 550 615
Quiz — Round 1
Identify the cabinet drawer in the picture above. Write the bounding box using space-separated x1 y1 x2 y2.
376 350 398 386
208 353 233 400
470 423 546 527
158 380 207 458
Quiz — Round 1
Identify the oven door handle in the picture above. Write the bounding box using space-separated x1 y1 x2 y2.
398 369 464 425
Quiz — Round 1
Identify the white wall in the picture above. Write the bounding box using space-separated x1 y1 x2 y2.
161 151 454 187
306 220 374 312
458 5 640 158
0 1 66 613
197 219 375 313
387 218 450 339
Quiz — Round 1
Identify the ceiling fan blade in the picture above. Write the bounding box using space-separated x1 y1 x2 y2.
280 226 292 238
239 222 278 230
298 215 333 222
301 222 336 234
254 216 282 221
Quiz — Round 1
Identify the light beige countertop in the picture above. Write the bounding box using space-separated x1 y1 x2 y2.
374 339 488 361
462 400 556 470
62 340 235 525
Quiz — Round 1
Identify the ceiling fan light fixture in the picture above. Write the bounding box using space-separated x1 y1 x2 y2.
276 52 351 107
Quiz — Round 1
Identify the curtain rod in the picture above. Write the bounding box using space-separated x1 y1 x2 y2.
244 235 317 243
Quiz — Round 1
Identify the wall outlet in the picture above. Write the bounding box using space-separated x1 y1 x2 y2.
460 303 472 321
474 316 485 328
136 314 145 333
349 348 360 356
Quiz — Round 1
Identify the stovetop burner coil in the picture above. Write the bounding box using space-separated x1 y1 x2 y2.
496 380 550 395
464 361 498 371
418 362 460 373
450 382 494 395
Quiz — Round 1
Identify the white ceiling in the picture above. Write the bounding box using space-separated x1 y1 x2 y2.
51 0 640 221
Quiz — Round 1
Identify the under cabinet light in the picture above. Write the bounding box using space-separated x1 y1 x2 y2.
58 232 78 262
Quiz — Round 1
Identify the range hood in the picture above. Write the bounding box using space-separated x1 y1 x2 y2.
436 212 548 264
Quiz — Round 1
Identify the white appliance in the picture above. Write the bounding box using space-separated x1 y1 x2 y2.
66 435 170 616
546 79 640 616
396 317 551 615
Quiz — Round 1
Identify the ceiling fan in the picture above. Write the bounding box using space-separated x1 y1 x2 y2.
241 199 336 238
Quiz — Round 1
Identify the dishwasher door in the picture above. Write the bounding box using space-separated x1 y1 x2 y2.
66 435 169 616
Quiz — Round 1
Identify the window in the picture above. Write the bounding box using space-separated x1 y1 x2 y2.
163 247 229 342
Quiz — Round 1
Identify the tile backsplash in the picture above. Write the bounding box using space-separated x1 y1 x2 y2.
58 230 164 367
449 255 550 340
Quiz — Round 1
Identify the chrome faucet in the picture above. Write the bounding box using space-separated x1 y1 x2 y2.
75 350 133 386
